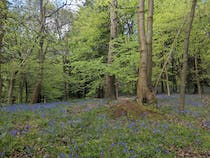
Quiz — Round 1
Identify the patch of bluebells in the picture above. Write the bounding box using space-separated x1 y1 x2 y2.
0 99 107 113
1 95 209 157
157 94 205 107
9 124 30 137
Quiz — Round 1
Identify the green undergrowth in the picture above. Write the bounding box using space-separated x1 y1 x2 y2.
0 102 209 158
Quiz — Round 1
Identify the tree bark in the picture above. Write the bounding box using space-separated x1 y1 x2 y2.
25 76 28 103
179 0 197 112
8 73 16 104
105 0 117 100
136 0 155 105
146 0 154 88
194 50 201 97
165 68 171 96
0 65 2 106
19 75 24 103
0 0 7 106
30 0 46 104
63 55 69 100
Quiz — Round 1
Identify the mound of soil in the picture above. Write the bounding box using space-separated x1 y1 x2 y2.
110 99 163 119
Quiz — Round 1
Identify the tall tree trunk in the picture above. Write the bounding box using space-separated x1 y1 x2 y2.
30 47 45 104
179 0 197 112
63 55 69 100
30 0 46 104
25 77 28 103
0 65 2 106
194 50 201 97
19 75 24 103
165 68 171 96
136 0 156 105
0 0 7 106
146 0 154 88
8 73 16 104
105 0 117 99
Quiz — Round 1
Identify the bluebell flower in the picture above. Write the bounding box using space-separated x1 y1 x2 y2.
58 152 66 158
128 121 136 129
111 142 115 147
10 129 18 136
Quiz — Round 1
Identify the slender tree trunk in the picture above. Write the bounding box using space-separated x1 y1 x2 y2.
165 69 171 96
194 50 201 97
137 0 156 105
154 14 187 92
105 0 117 99
63 55 69 100
8 73 16 104
19 76 24 103
146 0 154 88
25 77 28 103
0 0 7 106
0 65 2 106
179 0 197 112
30 0 46 104
161 80 164 93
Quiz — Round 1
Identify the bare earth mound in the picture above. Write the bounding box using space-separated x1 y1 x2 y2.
110 98 163 119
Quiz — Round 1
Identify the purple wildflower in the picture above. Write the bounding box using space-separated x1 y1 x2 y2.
10 129 18 136
111 142 115 147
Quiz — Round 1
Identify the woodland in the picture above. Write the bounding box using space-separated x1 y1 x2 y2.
0 0 210 157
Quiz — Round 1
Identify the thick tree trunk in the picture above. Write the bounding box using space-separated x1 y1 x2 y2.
194 50 201 97
136 0 155 105
30 0 46 104
105 0 117 99
146 0 154 88
179 0 197 112
30 51 45 104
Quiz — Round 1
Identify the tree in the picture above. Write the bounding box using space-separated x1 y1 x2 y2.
30 0 47 104
0 0 8 106
105 0 118 99
146 0 154 88
179 0 197 112
136 0 156 105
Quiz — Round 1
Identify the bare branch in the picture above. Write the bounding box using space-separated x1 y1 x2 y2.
45 0 74 18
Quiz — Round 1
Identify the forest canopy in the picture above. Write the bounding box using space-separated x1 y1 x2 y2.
0 0 209 106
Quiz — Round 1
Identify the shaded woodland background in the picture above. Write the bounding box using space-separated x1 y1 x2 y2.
0 0 209 105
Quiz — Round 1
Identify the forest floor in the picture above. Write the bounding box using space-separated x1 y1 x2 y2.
0 94 209 158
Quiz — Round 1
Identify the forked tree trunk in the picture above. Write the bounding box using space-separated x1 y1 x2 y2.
146 0 153 88
136 0 156 105
105 0 117 99
30 0 46 104
194 50 201 97
179 0 197 112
